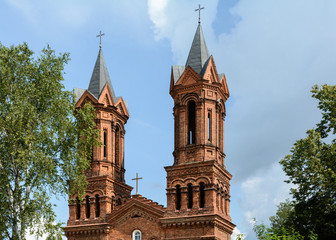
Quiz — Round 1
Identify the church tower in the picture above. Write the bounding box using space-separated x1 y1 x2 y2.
161 22 235 239
65 42 132 237
64 17 236 239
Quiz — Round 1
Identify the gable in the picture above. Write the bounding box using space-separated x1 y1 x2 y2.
74 90 98 108
98 83 114 106
220 74 230 96
111 205 161 227
116 103 125 115
114 97 129 117
202 56 220 83
106 199 163 240
107 198 164 227
175 66 201 87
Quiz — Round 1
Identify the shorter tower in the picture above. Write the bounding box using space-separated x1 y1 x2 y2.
65 45 132 235
161 22 235 239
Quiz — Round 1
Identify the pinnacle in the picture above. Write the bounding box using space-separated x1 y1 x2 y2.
185 23 210 74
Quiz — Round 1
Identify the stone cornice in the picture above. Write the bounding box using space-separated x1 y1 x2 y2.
87 175 133 191
160 213 235 232
63 223 110 236
171 82 228 102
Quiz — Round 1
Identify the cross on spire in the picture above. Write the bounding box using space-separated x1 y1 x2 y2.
195 4 205 24
132 172 143 195
96 30 105 49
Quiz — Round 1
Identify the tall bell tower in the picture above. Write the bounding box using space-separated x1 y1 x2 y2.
65 41 132 233
161 21 235 239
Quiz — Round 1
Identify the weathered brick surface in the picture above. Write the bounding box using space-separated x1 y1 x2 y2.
64 50 235 240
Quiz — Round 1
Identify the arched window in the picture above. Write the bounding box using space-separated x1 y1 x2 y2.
76 197 80 219
188 101 196 144
187 183 193 209
216 185 220 210
111 197 115 211
207 111 211 142
219 112 223 152
174 115 179 149
85 195 90 218
92 146 94 161
199 182 205 208
175 185 181 210
115 125 120 165
220 188 224 212
117 198 122 206
224 192 228 215
95 194 100 217
103 130 107 158
132 230 141 240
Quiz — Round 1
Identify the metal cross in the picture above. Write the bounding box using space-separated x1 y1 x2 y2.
132 172 143 195
195 4 205 24
96 31 105 49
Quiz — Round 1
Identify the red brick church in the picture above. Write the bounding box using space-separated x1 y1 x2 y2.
64 21 235 240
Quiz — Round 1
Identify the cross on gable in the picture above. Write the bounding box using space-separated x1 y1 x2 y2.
132 172 143 195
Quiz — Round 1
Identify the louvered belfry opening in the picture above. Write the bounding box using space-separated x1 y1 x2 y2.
175 185 181 210
188 101 196 144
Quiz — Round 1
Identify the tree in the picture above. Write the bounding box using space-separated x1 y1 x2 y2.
279 84 336 239
0 43 100 239
253 84 335 240
253 219 304 240
269 199 295 236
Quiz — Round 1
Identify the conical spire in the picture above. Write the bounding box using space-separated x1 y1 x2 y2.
185 23 210 74
88 48 116 100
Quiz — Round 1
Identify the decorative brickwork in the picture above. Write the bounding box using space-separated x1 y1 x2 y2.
64 22 235 240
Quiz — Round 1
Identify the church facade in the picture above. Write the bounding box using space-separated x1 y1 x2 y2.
63 22 235 240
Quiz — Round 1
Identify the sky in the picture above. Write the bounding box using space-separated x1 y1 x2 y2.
1 0 336 239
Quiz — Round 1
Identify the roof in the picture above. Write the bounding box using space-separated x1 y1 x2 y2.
172 65 185 84
88 48 117 100
218 73 224 80
185 23 210 74
73 88 86 103
107 194 165 224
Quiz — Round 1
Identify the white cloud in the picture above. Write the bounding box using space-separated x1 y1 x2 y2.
147 2 336 238
148 0 168 35
220 0 336 180
148 0 219 63
147 0 336 181
237 163 293 239
232 227 245 240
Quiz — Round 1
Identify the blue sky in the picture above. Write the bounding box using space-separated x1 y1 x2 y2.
1 0 336 239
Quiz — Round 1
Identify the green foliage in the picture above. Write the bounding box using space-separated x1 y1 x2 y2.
253 84 335 240
253 219 304 240
0 43 100 239
279 84 336 239
235 233 245 240
269 200 295 236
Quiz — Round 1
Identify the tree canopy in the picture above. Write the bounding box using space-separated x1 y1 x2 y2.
254 84 336 240
279 84 336 239
0 43 100 239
